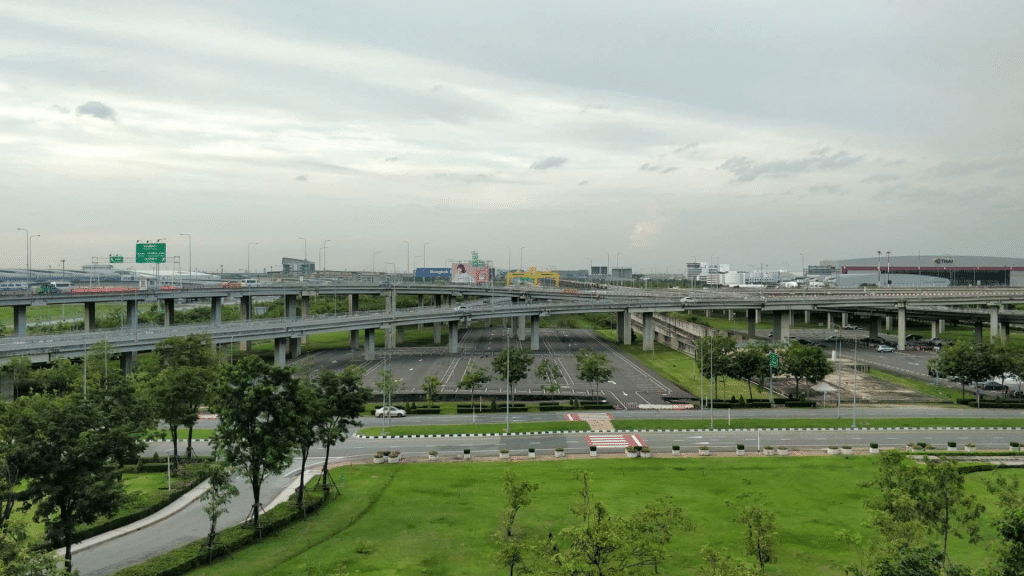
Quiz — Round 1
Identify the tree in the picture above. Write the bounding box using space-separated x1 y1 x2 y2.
492 347 534 403
936 342 999 399
315 367 370 490
726 345 772 400
3 392 144 571
535 359 562 396
695 335 736 400
1 519 75 576
493 470 538 576
152 335 217 457
700 545 758 576
575 350 614 400
457 361 491 414
211 356 299 537
984 473 1024 575
0 356 35 398
781 343 832 398
544 470 693 575
735 504 778 573
422 375 441 407
284 373 321 516
200 461 239 564
375 369 401 405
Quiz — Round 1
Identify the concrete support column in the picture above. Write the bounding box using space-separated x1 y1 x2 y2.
705 309 711 318
772 312 790 342
448 321 459 353
989 306 1001 342
531 315 541 351
755 309 761 323
727 310 735 321
517 316 526 342
896 302 907 351
284 295 297 319
13 305 27 336
616 311 626 342
885 316 892 331
938 319 945 334
163 299 175 326
289 337 301 359
622 312 632 345
931 321 939 339
210 297 222 325
301 295 311 344
364 329 376 361
120 352 138 374
238 296 250 351
869 318 879 339
826 313 833 330
433 322 442 344
417 295 425 329
747 310 757 337
804 310 811 324
642 312 654 351
84 302 96 332
975 322 983 344
1000 321 1010 342
397 325 405 345
349 294 360 349
841 313 849 326
273 337 288 366
126 300 139 330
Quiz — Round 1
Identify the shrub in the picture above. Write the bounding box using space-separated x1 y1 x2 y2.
869 443 878 448
829 446 839 450
499 449 509 454
948 441 957 447
640 446 651 453
389 451 400 457
355 539 375 554
464 449 471 454
736 444 745 450
528 448 535 453
374 451 385 459
672 445 680 451
428 450 438 456
842 445 852 450
1011 442 1020 448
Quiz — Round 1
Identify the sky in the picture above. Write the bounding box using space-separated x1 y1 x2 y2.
1 1 1022 276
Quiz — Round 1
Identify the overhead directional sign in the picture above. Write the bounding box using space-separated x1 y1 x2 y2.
136 243 166 264
109 255 124 263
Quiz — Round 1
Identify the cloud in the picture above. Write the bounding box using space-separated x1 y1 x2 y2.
639 163 660 171
808 184 847 196
629 220 659 248
295 174 307 181
928 160 999 179
529 156 567 170
718 150 864 182
52 105 69 114
384 156 400 162
578 180 589 186
75 101 116 120
660 167 677 174
861 173 899 183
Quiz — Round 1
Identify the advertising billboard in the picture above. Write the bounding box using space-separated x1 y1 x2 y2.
451 262 490 284
415 268 452 278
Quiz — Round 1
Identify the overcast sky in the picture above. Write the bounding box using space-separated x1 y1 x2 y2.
2 1 1021 275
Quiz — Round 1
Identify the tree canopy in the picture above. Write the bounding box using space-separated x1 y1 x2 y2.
575 350 614 400
492 347 534 402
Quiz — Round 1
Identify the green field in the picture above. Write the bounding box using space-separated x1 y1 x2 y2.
181 457 1018 576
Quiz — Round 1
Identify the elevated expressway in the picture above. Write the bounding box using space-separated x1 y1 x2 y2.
2 285 1023 370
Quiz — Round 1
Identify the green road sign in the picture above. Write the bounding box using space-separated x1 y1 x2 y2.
109 255 124 263
136 243 166 264
769 352 779 368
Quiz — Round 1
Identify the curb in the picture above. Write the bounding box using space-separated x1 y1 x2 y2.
354 425 1024 439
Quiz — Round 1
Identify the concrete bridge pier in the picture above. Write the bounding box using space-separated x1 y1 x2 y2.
974 322 984 344
349 294 360 349
896 302 907 351
804 310 811 324
841 312 849 326
396 325 405 345
13 305 27 336
727 310 735 321
772 311 790 343
238 296 251 351
120 352 138 374
885 316 892 331
210 297 221 324
273 337 288 366
642 312 654 351
518 316 527 342
284 294 297 319
939 319 945 334
826 312 833 330
433 294 444 345
163 300 175 326
755 309 761 323
747 310 757 337
84 302 96 332
289 337 301 359
301 295 311 344
531 315 540 351
126 300 139 330
989 305 1002 342
364 329 376 360
931 321 939 339
448 321 459 353
869 318 880 339
384 294 395 349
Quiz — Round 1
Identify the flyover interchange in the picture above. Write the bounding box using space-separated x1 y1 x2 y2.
2 284 1024 369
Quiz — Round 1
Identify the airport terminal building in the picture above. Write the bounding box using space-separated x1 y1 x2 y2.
829 255 1024 287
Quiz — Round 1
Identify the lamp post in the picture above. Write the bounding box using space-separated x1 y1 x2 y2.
877 250 882 285
322 240 330 272
180 233 192 282
616 252 620 284
800 253 804 276
299 237 307 274
520 247 525 271
16 228 30 284
886 251 891 284
404 240 410 274
422 242 429 269
373 251 381 272
247 242 258 274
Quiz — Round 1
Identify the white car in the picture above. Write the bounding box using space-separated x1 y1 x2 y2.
877 345 896 353
454 305 469 313
841 324 857 330
374 406 407 418
680 297 694 303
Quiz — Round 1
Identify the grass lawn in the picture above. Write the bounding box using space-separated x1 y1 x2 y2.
182 457 1017 576
612 417 1024 431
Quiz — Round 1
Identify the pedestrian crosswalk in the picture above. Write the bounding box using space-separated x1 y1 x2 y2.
586 434 645 449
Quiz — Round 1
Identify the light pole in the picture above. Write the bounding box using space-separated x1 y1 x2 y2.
299 237 307 274
16 228 30 285
616 252 621 284
800 253 804 276
877 250 882 285
247 242 258 274
404 240 410 274
520 247 525 271
373 251 381 272
886 251 891 284
180 233 192 282
422 242 429 269
322 240 330 272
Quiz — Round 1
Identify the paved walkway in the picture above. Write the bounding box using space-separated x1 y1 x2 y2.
568 412 616 431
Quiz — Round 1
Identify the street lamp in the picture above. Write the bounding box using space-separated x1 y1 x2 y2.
16 228 30 284
180 233 192 282
299 237 307 274
404 240 410 274
247 242 258 274
322 240 330 271
422 242 429 269
520 247 525 271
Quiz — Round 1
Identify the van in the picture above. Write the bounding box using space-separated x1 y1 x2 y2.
0 281 28 290
48 281 73 291
240 279 260 288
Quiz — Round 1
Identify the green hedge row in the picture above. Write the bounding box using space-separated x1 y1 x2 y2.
954 399 1024 408
456 406 530 414
112 484 330 576
407 407 442 415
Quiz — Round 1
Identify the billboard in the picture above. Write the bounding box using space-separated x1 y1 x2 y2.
415 268 452 278
452 262 490 284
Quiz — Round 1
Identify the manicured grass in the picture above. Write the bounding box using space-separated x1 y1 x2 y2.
358 420 592 437
871 368 962 402
183 457 1017 576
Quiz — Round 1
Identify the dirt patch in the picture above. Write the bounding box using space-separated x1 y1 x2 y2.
770 370 941 404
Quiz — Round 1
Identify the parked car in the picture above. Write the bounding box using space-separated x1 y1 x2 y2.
841 324 857 330
980 381 1009 392
877 345 896 353
906 334 923 341
374 406 407 418
825 335 842 342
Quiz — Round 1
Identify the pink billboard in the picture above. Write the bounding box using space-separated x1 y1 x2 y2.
451 262 490 284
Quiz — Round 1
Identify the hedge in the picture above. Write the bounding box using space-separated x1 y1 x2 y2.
954 399 1024 408
112 483 330 576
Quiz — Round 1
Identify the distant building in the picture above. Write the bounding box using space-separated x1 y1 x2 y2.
834 255 1024 287
282 257 315 274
